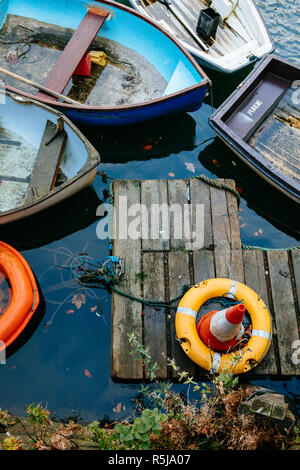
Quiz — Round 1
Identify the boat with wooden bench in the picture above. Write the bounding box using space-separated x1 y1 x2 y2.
209 55 300 203
0 90 100 225
129 0 274 73
0 0 209 126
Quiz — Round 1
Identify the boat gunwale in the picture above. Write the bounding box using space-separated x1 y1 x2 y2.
209 54 300 201
1 0 209 110
0 91 101 220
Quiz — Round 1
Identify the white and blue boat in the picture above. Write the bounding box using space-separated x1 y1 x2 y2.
0 0 209 126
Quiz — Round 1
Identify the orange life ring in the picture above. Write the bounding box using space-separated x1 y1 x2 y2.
0 241 39 350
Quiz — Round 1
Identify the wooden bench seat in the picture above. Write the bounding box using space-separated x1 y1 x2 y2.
24 120 67 205
36 8 108 102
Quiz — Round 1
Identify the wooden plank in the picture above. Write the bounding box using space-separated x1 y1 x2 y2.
141 180 169 251
243 250 277 375
291 250 300 305
24 120 67 205
143 252 167 378
168 251 200 377
190 178 213 250
210 182 244 282
36 9 108 101
224 179 242 251
111 180 143 380
167 179 189 250
267 250 300 375
193 250 215 284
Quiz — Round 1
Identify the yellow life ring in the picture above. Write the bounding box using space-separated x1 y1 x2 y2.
175 278 272 375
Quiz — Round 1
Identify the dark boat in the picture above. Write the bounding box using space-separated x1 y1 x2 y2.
209 55 300 203
0 0 209 127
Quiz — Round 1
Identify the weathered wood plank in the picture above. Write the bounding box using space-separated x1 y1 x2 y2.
224 179 242 251
24 120 67 204
193 250 215 284
243 250 278 375
143 252 167 379
111 181 143 380
168 251 200 377
141 180 169 251
210 182 244 282
291 250 300 305
167 179 189 251
267 250 300 375
36 9 108 101
190 178 212 250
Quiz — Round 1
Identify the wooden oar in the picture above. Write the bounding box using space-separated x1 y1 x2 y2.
0 66 80 105
158 0 209 51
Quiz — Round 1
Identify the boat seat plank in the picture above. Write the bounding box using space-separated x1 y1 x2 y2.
24 120 67 205
36 8 108 101
225 73 291 141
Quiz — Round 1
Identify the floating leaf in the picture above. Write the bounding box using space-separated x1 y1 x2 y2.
90 306 97 312
143 144 152 151
113 402 122 413
212 158 218 165
84 369 92 378
168 172 175 177
258 229 263 234
185 162 195 173
254 232 259 237
72 293 86 309
66 309 74 315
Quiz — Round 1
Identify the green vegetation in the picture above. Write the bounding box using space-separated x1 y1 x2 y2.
0 336 298 450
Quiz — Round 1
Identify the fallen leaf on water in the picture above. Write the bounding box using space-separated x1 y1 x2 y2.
143 144 152 151
185 162 195 173
113 402 122 413
241 223 247 228
236 187 243 194
258 229 263 234
254 232 259 237
84 369 92 378
90 306 97 312
168 172 175 177
212 158 218 165
66 309 74 315
72 293 86 310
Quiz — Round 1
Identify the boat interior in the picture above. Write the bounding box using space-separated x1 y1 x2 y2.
221 59 300 187
0 0 203 106
0 93 89 213
131 0 273 71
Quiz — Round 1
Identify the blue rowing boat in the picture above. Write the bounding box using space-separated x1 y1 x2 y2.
0 0 209 126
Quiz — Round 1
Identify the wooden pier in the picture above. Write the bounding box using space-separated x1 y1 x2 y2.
111 178 300 380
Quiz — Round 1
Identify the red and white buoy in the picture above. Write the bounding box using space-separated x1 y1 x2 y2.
196 303 246 352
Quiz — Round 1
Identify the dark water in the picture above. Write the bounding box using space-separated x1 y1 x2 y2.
0 0 299 421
